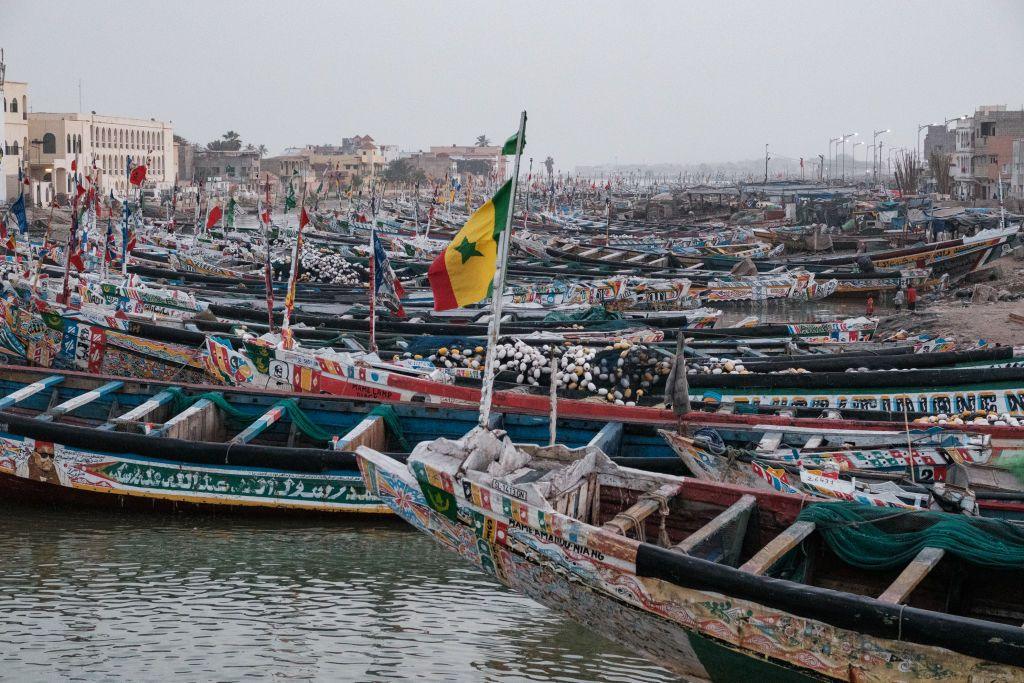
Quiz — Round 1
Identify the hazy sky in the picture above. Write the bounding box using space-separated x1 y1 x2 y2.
3 0 1023 169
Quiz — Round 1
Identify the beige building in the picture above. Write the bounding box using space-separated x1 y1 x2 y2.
300 140 385 183
26 112 175 199
2 79 29 202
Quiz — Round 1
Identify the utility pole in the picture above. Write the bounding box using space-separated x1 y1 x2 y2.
818 154 824 182
763 144 770 184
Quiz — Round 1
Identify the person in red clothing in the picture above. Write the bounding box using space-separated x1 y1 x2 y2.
866 296 875 316
907 285 918 311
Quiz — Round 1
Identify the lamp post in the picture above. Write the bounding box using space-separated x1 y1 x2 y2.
840 132 857 183
872 129 889 184
828 136 841 184
867 144 875 185
852 141 863 183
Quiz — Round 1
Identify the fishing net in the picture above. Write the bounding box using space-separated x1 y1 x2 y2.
542 305 622 323
164 387 408 449
796 502 1024 571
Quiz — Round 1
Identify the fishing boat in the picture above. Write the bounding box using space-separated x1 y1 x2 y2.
356 428 1024 680
0 365 692 514
659 429 1024 516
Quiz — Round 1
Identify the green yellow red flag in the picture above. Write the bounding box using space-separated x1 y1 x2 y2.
427 179 512 311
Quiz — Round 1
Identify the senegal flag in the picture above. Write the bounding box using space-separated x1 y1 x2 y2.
428 179 512 311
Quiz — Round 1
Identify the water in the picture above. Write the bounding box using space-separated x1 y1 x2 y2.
0 503 678 682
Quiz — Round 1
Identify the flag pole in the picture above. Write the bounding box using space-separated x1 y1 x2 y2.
478 110 526 429
281 182 307 350
262 174 275 331
367 183 379 353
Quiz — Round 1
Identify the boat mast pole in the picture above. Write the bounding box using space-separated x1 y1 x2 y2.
281 183 307 349
479 110 527 429
60 154 79 305
368 183 378 353
263 174 275 331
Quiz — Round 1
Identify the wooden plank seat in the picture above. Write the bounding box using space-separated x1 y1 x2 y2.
739 521 816 575
878 547 945 605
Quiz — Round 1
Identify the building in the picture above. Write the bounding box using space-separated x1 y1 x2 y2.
969 105 1024 200
404 143 504 182
175 139 195 183
193 149 261 190
1 75 29 202
261 154 312 184
298 137 386 183
26 112 175 198
922 124 954 161
1012 139 1024 200
952 117 974 200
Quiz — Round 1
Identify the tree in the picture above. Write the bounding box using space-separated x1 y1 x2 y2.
475 134 491 147
257 144 268 158
894 151 922 196
173 134 188 145
544 156 554 180
929 151 953 195
383 158 414 184
208 130 242 151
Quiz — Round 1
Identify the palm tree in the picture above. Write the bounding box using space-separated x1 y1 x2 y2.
475 135 490 147
257 144 268 158
544 156 554 180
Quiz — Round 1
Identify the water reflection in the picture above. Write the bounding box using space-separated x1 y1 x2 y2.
0 503 678 681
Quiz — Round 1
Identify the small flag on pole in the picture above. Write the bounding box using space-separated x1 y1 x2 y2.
206 204 223 230
373 231 406 317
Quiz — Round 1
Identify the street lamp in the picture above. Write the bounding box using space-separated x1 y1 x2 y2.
917 122 939 160
868 144 876 184
840 132 857 183
829 136 841 184
852 141 864 182
872 129 889 184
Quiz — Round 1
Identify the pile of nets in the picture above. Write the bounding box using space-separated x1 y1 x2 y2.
796 502 1024 570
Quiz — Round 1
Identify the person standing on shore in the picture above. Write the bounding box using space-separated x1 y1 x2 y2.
894 288 905 312
907 284 918 312
866 296 875 316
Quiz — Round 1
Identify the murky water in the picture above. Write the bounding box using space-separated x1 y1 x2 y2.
0 503 678 681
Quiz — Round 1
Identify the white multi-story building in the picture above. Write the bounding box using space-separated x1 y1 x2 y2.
27 112 175 198
952 117 974 200
1 73 30 202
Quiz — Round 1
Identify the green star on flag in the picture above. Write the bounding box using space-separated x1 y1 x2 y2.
453 236 483 264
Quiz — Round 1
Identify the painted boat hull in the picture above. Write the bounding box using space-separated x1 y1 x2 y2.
357 450 1024 681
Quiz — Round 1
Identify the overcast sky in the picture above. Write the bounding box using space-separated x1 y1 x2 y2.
3 0 1022 169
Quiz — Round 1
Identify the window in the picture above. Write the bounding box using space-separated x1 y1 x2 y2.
981 122 996 136
42 133 56 154
9 98 17 113
21 96 25 119
67 134 72 152
10 141 17 155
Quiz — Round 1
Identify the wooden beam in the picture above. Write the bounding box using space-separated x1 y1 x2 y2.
602 483 680 538
36 381 124 422
878 547 945 605
156 399 214 440
739 521 816 575
333 414 384 452
0 375 64 409
230 400 290 444
97 390 175 431
675 494 756 566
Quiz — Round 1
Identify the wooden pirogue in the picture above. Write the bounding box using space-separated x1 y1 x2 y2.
0 365 686 514
357 428 1024 681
